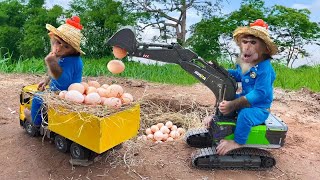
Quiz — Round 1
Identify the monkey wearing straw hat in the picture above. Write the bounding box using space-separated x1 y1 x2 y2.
203 19 278 155
24 16 85 129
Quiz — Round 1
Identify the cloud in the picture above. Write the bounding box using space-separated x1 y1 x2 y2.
45 0 70 9
292 0 320 12
291 0 320 22
291 3 311 9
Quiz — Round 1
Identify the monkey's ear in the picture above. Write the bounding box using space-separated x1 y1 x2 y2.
265 46 271 54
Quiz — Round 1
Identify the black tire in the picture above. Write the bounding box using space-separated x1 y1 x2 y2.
24 121 38 137
70 142 91 160
54 135 71 153
261 157 276 168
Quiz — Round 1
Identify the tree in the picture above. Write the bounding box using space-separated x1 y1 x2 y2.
69 0 136 58
227 0 267 29
268 5 320 67
188 0 267 61
0 0 25 61
19 1 63 59
187 17 226 60
124 0 223 46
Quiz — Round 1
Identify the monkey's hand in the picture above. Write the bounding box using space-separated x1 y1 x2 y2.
219 96 251 115
45 52 59 62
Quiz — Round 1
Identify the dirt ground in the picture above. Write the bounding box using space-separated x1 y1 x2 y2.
0 73 319 180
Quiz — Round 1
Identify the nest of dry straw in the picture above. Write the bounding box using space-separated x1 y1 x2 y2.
139 96 214 133
40 91 137 118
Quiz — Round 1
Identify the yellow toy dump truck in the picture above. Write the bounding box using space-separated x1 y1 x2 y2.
19 84 140 161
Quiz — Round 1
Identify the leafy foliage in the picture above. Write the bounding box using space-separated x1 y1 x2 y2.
268 5 320 67
0 0 25 61
0 0 319 68
20 4 64 59
68 0 137 58
188 17 227 60
188 0 320 66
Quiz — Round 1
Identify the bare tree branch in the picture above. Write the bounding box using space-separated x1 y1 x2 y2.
125 0 222 45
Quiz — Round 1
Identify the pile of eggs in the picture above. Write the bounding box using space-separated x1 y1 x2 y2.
138 121 186 143
58 81 134 109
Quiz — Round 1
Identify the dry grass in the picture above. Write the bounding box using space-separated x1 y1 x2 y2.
139 97 212 131
40 90 213 131
91 95 215 178
40 90 215 178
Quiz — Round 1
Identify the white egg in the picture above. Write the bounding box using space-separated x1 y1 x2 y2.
88 81 100 88
106 84 124 98
84 92 101 105
171 125 178 131
121 93 133 104
170 130 179 139
165 121 173 128
68 83 85 94
150 125 159 133
103 97 122 109
58 90 67 99
160 126 170 134
145 128 152 135
154 131 164 141
97 87 108 97
147 134 154 140
65 90 84 103
166 137 174 142
177 127 186 135
162 133 169 141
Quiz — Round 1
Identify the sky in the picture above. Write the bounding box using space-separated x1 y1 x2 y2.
45 0 320 67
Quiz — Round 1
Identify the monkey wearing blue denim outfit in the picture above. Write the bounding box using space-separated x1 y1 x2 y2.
228 59 276 144
25 16 85 128
31 56 83 126
210 19 279 155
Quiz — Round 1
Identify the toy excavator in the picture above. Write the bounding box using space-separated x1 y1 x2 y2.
107 27 288 170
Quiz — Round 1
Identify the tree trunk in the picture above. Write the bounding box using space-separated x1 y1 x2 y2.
177 3 187 46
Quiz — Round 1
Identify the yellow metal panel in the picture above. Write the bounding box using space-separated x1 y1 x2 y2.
21 84 141 154
48 104 140 154
22 84 38 93
100 104 140 152
48 108 101 152
20 105 26 121
20 84 37 121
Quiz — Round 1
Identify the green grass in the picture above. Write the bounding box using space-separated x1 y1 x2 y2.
0 57 319 92
0 57 46 74
273 63 320 92
83 58 198 85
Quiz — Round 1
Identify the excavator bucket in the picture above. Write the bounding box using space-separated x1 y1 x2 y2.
106 26 138 54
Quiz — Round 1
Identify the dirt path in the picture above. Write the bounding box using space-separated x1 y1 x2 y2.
0 73 319 180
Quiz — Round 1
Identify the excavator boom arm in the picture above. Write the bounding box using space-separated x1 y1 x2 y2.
107 27 237 104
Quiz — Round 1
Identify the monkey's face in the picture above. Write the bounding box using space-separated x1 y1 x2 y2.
50 35 78 57
239 35 269 64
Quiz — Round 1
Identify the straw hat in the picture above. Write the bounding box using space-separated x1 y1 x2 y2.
233 19 277 56
46 16 85 55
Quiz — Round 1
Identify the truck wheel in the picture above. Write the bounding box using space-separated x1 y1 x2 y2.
70 143 90 160
24 121 38 137
54 135 71 153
